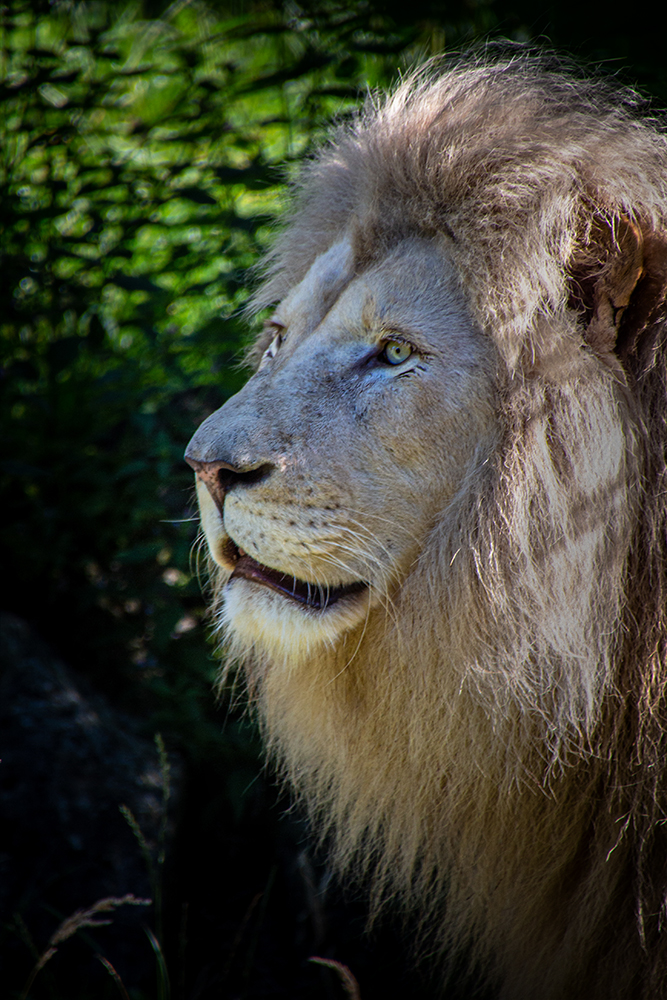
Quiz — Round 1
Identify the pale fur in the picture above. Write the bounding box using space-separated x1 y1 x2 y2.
192 53 667 999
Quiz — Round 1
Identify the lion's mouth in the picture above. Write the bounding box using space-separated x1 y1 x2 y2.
229 551 366 611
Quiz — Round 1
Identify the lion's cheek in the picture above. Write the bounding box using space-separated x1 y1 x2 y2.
362 368 497 468
363 400 498 527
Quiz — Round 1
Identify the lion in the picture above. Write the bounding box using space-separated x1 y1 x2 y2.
185 54 667 999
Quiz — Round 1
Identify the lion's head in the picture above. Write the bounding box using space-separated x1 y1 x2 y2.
186 56 667 999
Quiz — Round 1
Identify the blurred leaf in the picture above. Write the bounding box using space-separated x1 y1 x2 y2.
46 336 81 374
177 185 217 205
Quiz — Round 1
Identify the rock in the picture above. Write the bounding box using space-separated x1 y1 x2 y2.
0 612 181 993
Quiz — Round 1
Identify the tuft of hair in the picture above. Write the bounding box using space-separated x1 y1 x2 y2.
222 52 667 999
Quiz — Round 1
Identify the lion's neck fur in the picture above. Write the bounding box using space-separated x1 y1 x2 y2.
218 364 641 997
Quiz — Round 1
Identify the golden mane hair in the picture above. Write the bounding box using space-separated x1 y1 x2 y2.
215 54 667 998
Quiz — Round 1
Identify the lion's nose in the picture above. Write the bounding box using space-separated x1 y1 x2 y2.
185 457 238 512
185 455 273 514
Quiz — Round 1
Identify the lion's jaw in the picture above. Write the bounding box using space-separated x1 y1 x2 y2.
188 236 499 666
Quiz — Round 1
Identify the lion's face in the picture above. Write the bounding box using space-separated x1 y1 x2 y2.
187 236 498 662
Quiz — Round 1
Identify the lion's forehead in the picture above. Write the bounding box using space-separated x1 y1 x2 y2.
274 236 487 367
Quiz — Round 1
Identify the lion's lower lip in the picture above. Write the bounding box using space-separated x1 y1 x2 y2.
229 554 366 610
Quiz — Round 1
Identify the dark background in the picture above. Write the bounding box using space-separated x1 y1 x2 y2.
2 1 666 997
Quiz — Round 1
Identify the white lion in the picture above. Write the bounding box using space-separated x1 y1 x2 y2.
186 55 667 999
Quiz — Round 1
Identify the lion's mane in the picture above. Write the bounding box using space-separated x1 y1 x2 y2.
222 55 667 998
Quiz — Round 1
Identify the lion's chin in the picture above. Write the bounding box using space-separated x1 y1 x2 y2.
221 574 371 664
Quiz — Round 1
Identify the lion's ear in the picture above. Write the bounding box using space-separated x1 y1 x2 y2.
569 213 667 363
616 230 667 361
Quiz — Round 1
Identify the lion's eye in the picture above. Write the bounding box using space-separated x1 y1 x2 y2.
380 339 413 365
266 332 282 357
260 322 285 366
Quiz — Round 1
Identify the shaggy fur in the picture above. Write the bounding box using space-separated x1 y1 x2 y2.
196 54 667 998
